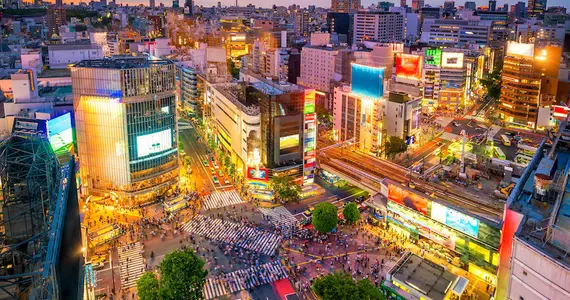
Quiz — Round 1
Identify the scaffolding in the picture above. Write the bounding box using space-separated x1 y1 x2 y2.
0 131 72 300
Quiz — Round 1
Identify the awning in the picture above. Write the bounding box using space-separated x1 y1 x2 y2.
451 276 469 296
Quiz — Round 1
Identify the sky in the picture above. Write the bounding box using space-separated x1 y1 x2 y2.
60 0 567 9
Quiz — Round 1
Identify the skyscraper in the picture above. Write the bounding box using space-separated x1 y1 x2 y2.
101 0 107 6
331 0 360 13
47 7 66 38
184 0 193 16
295 11 309 37
411 0 424 11
489 0 496 11
56 0 62 7
150 0 155 8
400 0 406 7
528 0 547 18
464 1 476 10
71 57 179 203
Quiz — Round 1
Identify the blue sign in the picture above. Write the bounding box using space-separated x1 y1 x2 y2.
445 209 479 238
351 64 385 99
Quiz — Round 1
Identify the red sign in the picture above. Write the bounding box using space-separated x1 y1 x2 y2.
388 183 428 216
395 54 422 80
247 167 269 181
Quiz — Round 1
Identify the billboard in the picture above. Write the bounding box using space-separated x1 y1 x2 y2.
506 41 534 57
280 134 300 150
425 48 442 66
431 202 479 238
247 167 269 181
351 64 384 99
441 52 464 68
47 113 73 152
395 54 422 79
387 183 428 216
136 129 173 157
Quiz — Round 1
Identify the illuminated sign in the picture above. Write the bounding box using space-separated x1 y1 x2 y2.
280 134 300 150
431 202 479 238
303 91 317 186
136 129 173 158
425 48 442 66
506 41 534 57
395 54 422 79
441 52 464 68
351 64 384 99
247 167 269 181
47 113 73 152
387 183 428 216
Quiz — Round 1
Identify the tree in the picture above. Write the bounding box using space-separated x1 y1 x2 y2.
136 272 160 300
158 249 208 300
385 136 408 160
312 202 338 233
312 272 385 300
224 156 231 169
343 202 360 224
270 175 301 203
227 58 240 79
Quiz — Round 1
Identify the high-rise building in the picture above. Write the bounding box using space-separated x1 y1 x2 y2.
150 0 155 8
295 11 309 37
464 1 476 10
327 12 351 45
56 0 62 7
352 11 404 45
400 0 406 7
499 42 561 128
101 0 107 6
331 0 360 13
378 1 395 12
72 57 179 203
528 0 547 18
184 0 193 16
46 7 66 38
172 0 179 8
420 19 490 47
443 1 456 14
514 1 526 18
297 43 341 93
489 0 496 11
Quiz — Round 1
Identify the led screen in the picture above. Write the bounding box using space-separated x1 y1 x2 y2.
431 202 479 238
351 64 384 99
395 54 422 79
388 183 428 216
506 41 534 57
247 167 269 181
441 52 464 68
426 48 442 66
137 129 173 158
280 134 300 150
47 113 73 151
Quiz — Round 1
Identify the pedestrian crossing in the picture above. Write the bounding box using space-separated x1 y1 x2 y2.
203 261 288 299
202 190 245 210
259 206 299 235
182 214 282 255
118 242 145 290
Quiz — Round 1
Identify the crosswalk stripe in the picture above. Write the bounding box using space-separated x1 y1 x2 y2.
202 190 245 210
118 242 145 289
182 215 281 255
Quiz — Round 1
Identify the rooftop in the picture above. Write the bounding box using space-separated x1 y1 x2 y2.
509 121 570 268
73 57 174 69
389 252 458 300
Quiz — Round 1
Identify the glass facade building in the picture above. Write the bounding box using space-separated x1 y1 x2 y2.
72 57 179 202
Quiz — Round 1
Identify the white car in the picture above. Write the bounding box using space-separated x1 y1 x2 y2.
224 179 230 185
213 162 219 169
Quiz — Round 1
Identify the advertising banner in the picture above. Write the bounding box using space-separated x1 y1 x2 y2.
395 54 422 79
387 183 429 216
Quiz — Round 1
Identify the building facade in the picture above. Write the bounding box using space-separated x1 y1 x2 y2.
352 12 404 45
331 0 360 13
72 57 179 203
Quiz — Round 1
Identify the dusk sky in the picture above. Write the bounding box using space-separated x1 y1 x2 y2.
60 0 567 8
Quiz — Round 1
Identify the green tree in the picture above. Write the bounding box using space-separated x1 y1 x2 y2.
270 175 301 203
312 272 385 300
136 272 160 300
208 137 216 150
158 249 208 300
227 58 240 78
224 156 231 169
385 136 408 160
343 202 360 224
312 202 338 233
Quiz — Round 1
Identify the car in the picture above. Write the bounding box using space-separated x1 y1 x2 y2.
213 162 219 169
202 160 209 167
210 156 216 162
212 176 219 184
224 179 230 185
210 167 216 174
304 206 315 216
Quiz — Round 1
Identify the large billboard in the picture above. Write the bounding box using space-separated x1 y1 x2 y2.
431 202 479 238
387 183 429 216
136 129 173 158
506 41 534 57
47 113 73 152
395 54 422 79
247 167 269 181
441 52 464 68
351 64 384 99
425 48 442 66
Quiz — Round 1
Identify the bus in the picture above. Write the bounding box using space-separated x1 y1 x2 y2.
494 147 506 160
500 134 511 147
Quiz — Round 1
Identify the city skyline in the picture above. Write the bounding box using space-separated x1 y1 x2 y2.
46 0 567 9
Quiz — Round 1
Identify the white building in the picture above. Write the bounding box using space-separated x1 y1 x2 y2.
385 91 421 142
420 19 490 48
352 11 404 45
48 44 104 69
297 45 342 93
